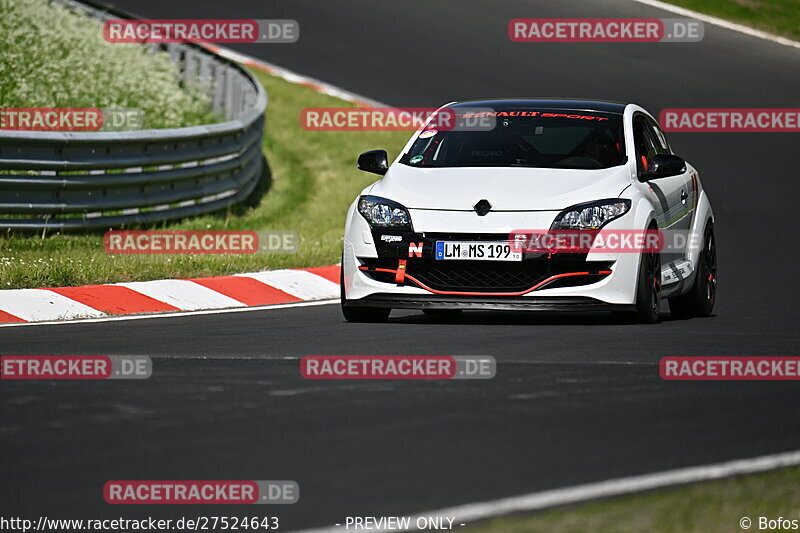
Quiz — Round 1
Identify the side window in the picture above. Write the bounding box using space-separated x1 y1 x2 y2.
647 117 671 154
633 117 657 173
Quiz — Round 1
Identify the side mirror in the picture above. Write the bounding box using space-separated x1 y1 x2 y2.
640 153 686 181
357 150 388 175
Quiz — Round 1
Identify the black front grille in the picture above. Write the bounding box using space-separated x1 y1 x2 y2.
408 259 603 292
360 257 612 293
412 261 546 292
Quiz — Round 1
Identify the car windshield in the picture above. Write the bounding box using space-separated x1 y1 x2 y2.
400 109 625 169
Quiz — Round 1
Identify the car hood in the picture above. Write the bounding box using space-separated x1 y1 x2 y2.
369 164 631 211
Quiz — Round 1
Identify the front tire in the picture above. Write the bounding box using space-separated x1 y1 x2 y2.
633 243 662 323
340 260 390 323
342 305 391 323
614 231 661 324
668 223 716 318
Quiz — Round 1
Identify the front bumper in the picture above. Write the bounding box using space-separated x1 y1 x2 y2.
343 228 642 307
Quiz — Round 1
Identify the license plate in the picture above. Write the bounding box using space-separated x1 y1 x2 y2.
435 241 522 261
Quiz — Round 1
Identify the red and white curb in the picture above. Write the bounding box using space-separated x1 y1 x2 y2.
0 50 372 326
0 265 340 324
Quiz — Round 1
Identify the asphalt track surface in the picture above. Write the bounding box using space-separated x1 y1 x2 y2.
3 0 800 530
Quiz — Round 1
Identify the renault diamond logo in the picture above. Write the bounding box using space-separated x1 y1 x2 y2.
473 199 492 216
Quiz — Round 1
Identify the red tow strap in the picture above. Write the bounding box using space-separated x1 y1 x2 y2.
395 259 407 284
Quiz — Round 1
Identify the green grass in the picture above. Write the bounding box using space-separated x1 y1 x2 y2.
466 466 800 533
660 0 800 41
0 69 410 288
0 0 216 128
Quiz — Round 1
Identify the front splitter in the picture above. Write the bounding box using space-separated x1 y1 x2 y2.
346 293 634 312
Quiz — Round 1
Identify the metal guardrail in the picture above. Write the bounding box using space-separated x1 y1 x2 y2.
0 0 268 231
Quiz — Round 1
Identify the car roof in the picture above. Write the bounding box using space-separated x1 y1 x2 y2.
449 98 628 114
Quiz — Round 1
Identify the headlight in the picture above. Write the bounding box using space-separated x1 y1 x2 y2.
551 199 631 230
358 195 413 230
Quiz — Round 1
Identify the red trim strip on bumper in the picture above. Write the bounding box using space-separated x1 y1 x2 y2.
358 266 612 296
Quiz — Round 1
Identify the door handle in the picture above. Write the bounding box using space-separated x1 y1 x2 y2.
680 190 688 203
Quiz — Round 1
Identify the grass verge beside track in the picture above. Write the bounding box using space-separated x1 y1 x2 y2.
465 466 800 533
0 69 409 289
660 0 800 41
0 0 217 128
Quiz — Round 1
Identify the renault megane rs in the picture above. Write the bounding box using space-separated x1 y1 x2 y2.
341 99 716 323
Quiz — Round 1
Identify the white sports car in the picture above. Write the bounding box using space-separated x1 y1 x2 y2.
341 99 716 323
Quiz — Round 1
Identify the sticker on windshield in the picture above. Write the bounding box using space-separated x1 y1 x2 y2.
409 155 424 164
456 111 610 122
419 129 438 139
